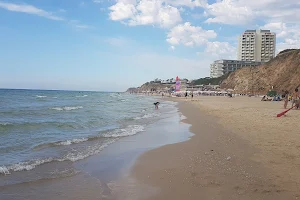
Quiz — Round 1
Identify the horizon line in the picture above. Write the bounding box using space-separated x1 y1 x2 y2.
0 88 124 93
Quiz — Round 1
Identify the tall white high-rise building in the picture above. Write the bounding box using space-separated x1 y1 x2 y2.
238 30 276 62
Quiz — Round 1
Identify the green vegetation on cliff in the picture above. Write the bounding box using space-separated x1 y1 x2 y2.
191 74 230 86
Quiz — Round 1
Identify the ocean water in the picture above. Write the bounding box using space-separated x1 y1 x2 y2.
0 89 175 176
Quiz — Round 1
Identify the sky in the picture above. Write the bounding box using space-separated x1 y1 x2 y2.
0 0 299 91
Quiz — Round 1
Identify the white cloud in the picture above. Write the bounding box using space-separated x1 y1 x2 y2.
0 1 92 32
205 0 300 25
109 2 137 20
275 38 300 53
0 1 64 21
202 0 300 53
166 22 216 47
168 46 175 51
109 0 182 28
205 0 253 25
116 0 137 4
205 41 236 59
261 22 300 52
247 0 300 23
262 22 287 38
164 0 207 8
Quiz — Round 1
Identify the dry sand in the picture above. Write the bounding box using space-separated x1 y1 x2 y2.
131 96 300 199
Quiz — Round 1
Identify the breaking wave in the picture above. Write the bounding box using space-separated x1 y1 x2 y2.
101 125 144 138
0 122 12 126
33 138 89 150
1 139 116 175
76 95 88 98
36 95 47 98
34 124 145 151
50 106 83 111
134 113 160 120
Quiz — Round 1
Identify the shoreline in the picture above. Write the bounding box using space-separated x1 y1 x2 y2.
129 97 300 199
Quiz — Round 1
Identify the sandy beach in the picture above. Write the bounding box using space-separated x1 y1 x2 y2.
131 96 300 199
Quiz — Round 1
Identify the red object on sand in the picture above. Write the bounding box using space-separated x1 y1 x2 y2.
277 106 295 117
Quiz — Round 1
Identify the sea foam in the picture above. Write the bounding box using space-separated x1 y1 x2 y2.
57 138 88 146
134 113 160 120
1 139 116 175
101 125 144 138
36 95 47 98
50 106 83 111
76 95 88 98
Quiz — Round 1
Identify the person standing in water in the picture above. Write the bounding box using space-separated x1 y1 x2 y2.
154 102 160 110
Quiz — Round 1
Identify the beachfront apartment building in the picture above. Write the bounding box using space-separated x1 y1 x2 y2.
210 60 263 78
238 30 276 62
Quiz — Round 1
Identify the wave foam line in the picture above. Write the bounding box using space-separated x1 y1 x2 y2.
50 106 83 111
101 125 144 138
1 139 116 175
76 95 88 98
134 113 159 120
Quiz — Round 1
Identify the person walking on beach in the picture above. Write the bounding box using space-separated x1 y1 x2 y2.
292 88 300 109
185 91 188 98
283 90 289 109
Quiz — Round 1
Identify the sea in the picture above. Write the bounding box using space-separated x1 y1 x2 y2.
0 89 191 199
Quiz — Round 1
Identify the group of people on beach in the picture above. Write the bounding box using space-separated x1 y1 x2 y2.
275 88 300 109
184 91 194 99
284 88 300 109
262 88 300 109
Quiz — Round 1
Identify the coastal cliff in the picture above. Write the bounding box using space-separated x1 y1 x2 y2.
126 83 180 93
221 49 300 94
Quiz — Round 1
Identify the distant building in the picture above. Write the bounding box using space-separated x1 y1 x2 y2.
210 60 263 78
238 29 276 62
180 78 189 84
161 78 176 84
153 78 162 83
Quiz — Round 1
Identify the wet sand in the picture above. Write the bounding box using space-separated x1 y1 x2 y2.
131 96 300 199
